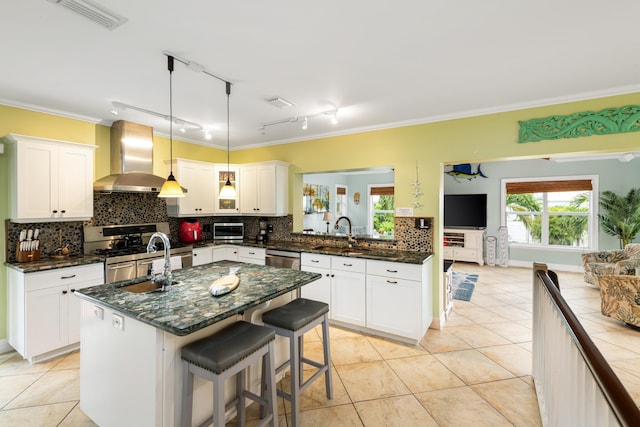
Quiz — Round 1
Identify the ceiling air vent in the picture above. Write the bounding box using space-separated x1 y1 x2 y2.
47 0 128 30
265 97 295 108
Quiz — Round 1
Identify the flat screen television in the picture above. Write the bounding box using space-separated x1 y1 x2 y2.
444 194 487 229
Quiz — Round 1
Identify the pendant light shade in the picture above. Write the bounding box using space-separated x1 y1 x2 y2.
158 55 185 198
221 81 238 199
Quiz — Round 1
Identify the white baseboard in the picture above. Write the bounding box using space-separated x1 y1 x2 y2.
0 339 14 355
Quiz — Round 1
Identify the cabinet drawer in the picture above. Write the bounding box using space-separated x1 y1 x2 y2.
237 246 265 260
331 256 366 273
301 253 331 269
25 263 104 292
366 260 421 281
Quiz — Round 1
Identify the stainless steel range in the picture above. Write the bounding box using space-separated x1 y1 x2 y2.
84 222 192 283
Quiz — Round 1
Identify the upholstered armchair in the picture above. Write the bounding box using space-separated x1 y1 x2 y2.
581 243 640 286
598 275 640 328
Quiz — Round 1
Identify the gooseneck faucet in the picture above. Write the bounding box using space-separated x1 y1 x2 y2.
147 232 172 291
335 216 357 247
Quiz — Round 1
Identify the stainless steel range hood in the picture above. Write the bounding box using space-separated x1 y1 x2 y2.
94 120 183 193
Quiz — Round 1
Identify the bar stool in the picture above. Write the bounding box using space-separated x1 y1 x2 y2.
180 321 278 427
262 298 333 426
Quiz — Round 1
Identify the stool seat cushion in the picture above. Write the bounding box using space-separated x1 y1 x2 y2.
262 298 329 331
181 321 275 374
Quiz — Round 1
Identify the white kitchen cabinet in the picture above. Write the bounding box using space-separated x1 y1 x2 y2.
192 247 213 266
300 253 366 324
166 158 216 217
214 164 241 214
301 253 332 306
330 257 367 327
5 134 95 222
443 228 485 265
239 161 289 216
7 263 104 363
366 259 432 340
238 246 266 265
213 245 239 262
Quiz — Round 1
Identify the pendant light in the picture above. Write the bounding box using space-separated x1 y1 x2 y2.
158 55 186 198
219 81 237 198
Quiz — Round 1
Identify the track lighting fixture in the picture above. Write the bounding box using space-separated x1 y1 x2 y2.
259 108 338 134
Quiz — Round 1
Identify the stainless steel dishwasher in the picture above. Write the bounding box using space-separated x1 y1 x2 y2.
265 249 301 270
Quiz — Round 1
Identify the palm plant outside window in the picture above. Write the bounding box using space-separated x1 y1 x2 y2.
369 185 394 238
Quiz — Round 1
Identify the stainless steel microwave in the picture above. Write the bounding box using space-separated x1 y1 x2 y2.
213 223 244 240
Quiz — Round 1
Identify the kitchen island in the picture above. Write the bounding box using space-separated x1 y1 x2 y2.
74 260 321 427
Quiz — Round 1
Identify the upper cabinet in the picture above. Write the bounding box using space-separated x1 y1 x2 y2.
214 164 241 215
166 159 216 217
240 161 289 216
5 134 95 223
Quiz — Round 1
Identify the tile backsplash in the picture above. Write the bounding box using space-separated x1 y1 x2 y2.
5 192 433 262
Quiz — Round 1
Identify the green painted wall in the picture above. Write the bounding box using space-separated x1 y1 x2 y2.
2 92 640 341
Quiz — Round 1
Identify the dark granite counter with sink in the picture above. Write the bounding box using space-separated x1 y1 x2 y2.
194 239 433 264
5 255 105 273
74 260 321 336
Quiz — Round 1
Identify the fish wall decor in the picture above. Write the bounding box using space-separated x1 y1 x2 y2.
445 163 487 182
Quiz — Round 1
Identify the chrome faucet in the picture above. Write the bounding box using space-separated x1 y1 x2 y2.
334 216 357 247
147 232 172 292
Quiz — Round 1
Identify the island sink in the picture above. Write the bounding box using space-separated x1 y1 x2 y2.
118 280 179 294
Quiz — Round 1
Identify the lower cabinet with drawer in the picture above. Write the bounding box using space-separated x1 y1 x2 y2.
301 253 367 326
301 252 433 343
237 246 266 265
366 259 432 341
7 263 104 363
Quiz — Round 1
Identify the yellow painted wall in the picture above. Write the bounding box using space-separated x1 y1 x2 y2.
2 92 640 342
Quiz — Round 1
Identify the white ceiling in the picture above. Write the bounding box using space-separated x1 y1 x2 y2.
2 0 640 150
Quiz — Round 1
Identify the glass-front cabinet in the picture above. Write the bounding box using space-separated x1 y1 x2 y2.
214 164 240 214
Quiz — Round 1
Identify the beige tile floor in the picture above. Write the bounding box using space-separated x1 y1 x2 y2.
1 265 639 426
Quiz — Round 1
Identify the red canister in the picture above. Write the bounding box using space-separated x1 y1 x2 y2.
178 219 203 243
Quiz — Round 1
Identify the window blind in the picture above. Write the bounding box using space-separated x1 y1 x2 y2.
370 186 394 196
506 179 592 194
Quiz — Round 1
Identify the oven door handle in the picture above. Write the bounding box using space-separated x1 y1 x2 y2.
107 262 136 270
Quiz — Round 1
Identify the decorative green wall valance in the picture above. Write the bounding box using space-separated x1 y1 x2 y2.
518 105 640 143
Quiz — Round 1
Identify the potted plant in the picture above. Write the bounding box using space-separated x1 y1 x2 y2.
599 188 640 248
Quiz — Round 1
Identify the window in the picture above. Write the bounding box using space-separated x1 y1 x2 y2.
501 176 598 249
335 185 348 217
369 185 394 238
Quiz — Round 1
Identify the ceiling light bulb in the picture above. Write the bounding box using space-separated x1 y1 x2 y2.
331 111 338 125
180 126 186 133
204 130 212 140
111 109 119 115
302 117 308 130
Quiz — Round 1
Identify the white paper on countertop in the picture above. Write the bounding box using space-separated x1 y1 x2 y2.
151 256 183 274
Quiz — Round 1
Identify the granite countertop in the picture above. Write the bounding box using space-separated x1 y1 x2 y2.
5 255 105 273
198 240 433 264
74 260 321 336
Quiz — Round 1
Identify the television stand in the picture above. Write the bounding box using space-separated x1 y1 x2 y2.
443 228 485 265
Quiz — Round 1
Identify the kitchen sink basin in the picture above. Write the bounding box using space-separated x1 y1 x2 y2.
313 246 369 255
119 280 179 294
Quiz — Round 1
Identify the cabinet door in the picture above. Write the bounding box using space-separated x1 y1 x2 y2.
68 280 101 344
214 165 240 214
367 276 422 339
174 161 216 215
331 270 366 326
192 247 213 266
57 144 94 219
301 265 331 307
239 166 258 214
15 140 56 220
256 165 276 214
25 285 68 357
225 246 239 261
